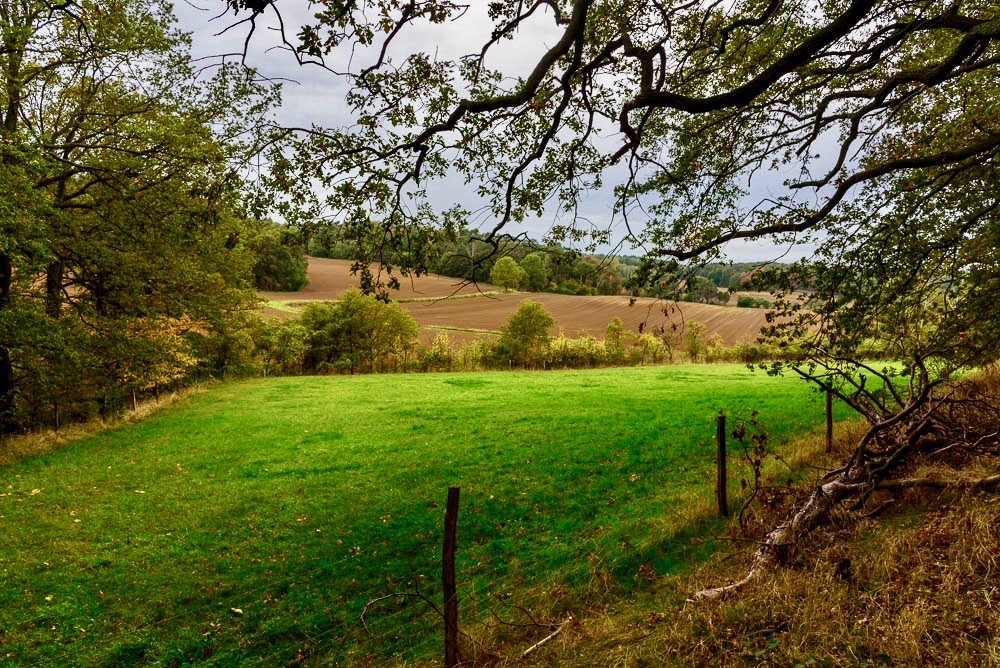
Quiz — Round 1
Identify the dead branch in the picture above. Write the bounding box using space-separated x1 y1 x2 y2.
872 473 1000 491
690 467 1000 602
360 586 442 635
690 369 1000 604
689 462 869 602
521 617 571 659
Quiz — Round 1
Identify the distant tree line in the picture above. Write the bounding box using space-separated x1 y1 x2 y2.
305 224 627 295
298 224 779 305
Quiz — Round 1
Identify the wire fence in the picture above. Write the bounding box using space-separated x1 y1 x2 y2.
6 493 681 667
6 408 792 667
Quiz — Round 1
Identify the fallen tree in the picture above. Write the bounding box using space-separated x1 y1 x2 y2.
694 359 1000 601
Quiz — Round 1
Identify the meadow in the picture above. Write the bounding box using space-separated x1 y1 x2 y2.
0 365 850 666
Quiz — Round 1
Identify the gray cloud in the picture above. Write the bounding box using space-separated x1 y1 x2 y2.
175 2 814 263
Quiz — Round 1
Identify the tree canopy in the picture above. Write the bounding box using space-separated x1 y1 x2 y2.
230 2 990 260
299 288 419 373
490 256 526 292
219 0 998 365
0 0 277 430
496 300 555 368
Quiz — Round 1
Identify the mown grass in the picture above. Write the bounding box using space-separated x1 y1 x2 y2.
422 324 500 335
0 365 850 666
262 299 304 313
265 289 507 314
395 291 505 303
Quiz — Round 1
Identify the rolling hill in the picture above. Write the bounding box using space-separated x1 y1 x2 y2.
260 257 773 347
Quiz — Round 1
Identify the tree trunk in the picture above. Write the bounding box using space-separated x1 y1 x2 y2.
0 345 13 429
0 253 14 430
45 260 63 317
690 462 870 601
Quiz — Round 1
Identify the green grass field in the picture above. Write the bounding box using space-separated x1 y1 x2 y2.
0 365 850 666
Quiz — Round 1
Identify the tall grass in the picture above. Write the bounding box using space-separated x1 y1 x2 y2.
0 365 849 665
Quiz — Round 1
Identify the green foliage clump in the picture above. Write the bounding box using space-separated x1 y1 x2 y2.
737 295 772 309
299 289 418 373
421 332 453 371
546 335 607 368
490 256 526 292
519 252 548 291
684 321 707 362
250 222 309 291
681 276 730 304
495 300 554 367
254 319 310 375
604 317 627 364
304 225 356 259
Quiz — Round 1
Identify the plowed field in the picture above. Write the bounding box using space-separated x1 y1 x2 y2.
261 257 771 346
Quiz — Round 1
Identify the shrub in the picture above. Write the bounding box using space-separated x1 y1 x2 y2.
494 300 555 368
737 295 772 309
299 290 418 374
420 332 453 371
255 318 309 375
250 223 308 291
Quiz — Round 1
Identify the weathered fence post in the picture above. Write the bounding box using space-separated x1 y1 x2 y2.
716 412 728 517
443 486 460 668
826 388 834 453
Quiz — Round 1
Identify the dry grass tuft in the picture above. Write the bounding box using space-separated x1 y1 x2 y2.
0 386 203 466
523 491 1000 667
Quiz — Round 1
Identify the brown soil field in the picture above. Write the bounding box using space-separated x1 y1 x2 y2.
259 257 493 302
260 257 772 347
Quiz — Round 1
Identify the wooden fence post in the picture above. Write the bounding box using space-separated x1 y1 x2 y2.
826 388 834 453
716 412 728 517
443 486 460 668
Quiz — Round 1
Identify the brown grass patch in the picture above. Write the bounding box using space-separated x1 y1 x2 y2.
456 418 1000 667
0 387 203 466
513 501 1000 667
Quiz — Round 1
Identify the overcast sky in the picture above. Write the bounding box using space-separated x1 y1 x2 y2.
174 1 815 263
